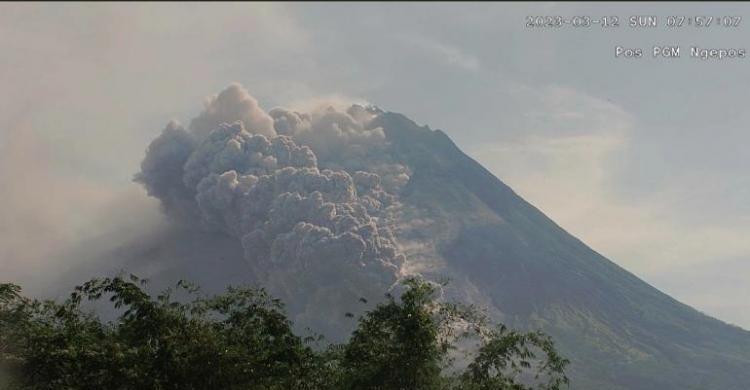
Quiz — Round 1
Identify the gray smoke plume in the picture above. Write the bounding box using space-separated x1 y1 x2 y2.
190 83 275 139
136 84 410 333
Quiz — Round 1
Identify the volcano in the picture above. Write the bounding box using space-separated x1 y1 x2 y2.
72 85 750 389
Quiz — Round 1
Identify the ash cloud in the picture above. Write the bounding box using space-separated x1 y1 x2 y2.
190 83 275 139
135 121 198 224
269 104 411 193
136 84 410 319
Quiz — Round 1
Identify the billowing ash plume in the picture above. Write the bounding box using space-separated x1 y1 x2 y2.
190 83 275 139
135 84 409 303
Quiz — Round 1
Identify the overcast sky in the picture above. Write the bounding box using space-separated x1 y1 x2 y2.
2 2 749 327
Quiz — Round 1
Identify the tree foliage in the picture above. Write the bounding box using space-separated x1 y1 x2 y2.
0 276 567 389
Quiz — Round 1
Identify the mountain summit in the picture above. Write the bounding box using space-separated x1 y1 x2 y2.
375 112 750 389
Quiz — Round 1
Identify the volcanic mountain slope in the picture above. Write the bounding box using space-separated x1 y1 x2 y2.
375 112 750 390
67 85 750 389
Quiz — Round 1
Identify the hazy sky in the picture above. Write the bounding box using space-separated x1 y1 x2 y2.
1 2 749 327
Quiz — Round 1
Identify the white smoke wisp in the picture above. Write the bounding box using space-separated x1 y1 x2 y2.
136 84 410 307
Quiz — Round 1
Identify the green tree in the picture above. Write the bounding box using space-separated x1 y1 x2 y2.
0 276 326 389
338 278 447 389
0 275 567 390
337 277 568 390
459 326 569 390
1 283 27 389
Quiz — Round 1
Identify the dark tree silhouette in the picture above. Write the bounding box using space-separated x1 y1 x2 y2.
0 275 567 390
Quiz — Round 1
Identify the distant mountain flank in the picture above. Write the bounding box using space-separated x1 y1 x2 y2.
375 111 750 390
